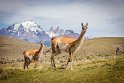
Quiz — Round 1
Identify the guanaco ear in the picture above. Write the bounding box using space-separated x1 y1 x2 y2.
81 23 83 26
42 41 45 44
86 23 88 26
40 41 43 44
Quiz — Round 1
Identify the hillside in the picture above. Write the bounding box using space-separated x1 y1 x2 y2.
0 36 42 59
1 36 124 56
0 36 124 83
79 37 124 56
0 36 124 62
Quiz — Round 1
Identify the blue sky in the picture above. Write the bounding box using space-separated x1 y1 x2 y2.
0 0 124 37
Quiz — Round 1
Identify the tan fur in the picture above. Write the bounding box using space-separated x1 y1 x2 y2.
23 49 38 57
23 42 44 69
51 23 88 70
52 36 76 45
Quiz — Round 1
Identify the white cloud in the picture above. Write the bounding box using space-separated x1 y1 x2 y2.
0 0 124 37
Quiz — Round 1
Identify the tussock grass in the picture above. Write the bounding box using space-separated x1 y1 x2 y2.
0 55 124 83
0 37 124 83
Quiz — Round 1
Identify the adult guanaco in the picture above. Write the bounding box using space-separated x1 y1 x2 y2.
51 23 88 70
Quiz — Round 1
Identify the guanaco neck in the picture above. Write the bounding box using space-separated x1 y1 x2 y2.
77 30 86 43
38 44 44 54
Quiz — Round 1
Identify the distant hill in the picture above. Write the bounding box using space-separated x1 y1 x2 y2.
78 37 124 56
0 36 124 60
0 36 47 59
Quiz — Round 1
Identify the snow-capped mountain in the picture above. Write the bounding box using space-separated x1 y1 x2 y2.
0 21 50 45
64 30 79 38
0 20 83 46
46 26 64 37
46 26 79 38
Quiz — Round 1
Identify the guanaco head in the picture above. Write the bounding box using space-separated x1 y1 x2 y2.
81 23 88 32
40 41 44 47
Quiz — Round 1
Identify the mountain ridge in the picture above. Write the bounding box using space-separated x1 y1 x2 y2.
0 20 93 46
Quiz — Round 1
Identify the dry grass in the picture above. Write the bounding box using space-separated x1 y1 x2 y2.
0 36 124 83
0 36 49 59
0 54 124 83
78 37 124 56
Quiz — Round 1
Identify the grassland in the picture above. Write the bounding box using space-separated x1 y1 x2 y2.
0 36 124 83
0 55 124 83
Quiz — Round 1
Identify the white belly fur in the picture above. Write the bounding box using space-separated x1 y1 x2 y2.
74 37 84 53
